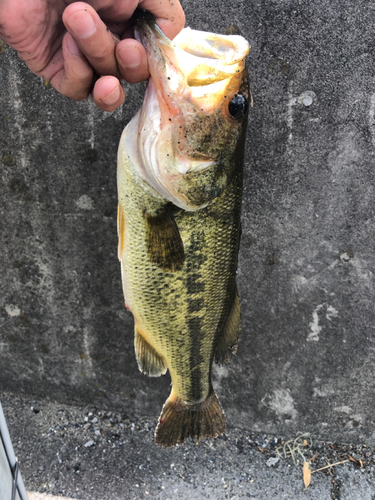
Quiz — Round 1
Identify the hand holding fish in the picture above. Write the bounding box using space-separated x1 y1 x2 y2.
0 0 185 111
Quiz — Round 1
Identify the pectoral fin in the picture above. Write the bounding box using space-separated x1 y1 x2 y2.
144 205 185 272
215 287 241 365
134 325 167 377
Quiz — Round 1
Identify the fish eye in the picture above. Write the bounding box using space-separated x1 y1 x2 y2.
228 94 248 119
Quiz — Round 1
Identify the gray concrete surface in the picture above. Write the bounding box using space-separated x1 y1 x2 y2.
3 392 375 500
1 0 375 449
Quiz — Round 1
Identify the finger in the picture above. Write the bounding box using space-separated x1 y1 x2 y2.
63 2 123 79
139 0 185 40
63 0 139 24
50 33 93 101
91 76 125 111
116 39 149 84
64 0 185 38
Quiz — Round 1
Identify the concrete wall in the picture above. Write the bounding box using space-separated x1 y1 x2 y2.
1 0 375 444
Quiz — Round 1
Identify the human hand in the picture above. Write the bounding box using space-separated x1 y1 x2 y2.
0 0 185 111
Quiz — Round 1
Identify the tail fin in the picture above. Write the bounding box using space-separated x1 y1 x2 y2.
155 390 226 447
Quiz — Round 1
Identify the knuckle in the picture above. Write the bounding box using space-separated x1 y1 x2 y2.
63 88 90 101
53 75 91 101
89 45 115 67
71 72 93 86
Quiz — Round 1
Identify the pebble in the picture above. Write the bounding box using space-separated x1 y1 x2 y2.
266 457 279 467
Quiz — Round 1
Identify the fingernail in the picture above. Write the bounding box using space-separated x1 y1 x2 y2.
118 46 141 69
102 85 121 106
66 35 81 56
67 11 96 39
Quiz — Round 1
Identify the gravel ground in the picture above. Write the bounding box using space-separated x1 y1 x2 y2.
2 392 375 500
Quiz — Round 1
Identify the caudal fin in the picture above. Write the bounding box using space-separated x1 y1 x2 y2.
155 390 226 447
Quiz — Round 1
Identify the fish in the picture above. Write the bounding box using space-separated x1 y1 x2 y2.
117 10 250 447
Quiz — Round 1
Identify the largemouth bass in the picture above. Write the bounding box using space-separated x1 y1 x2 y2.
117 11 250 447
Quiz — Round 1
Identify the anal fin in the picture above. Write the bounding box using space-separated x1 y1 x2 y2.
144 204 185 272
155 389 226 447
135 325 167 377
215 287 241 365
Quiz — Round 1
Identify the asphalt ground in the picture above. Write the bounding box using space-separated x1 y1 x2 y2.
2 392 375 500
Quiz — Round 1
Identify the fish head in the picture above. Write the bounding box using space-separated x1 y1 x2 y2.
135 11 250 211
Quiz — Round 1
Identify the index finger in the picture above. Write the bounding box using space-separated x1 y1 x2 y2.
63 3 123 79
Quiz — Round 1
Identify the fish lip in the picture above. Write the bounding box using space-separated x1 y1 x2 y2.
133 10 177 107
134 9 171 44
134 9 175 64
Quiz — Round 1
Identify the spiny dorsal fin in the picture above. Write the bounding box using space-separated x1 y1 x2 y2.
215 287 241 365
134 325 167 377
155 389 226 447
144 205 185 272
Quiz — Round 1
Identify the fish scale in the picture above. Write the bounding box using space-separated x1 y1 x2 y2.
118 148 242 423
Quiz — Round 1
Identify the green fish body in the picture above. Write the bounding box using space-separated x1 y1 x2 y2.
118 12 250 446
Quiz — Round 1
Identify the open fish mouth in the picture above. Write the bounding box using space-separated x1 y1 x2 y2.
135 10 249 109
129 11 250 211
